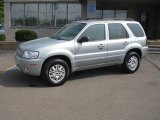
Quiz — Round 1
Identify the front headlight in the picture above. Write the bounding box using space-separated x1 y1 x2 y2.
22 51 39 59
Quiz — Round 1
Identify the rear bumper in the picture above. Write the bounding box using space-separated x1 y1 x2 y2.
15 55 44 76
142 46 149 58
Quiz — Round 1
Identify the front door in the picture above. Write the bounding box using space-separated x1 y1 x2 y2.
75 24 107 68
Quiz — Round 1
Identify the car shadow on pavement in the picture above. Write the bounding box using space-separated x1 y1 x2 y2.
0 68 45 87
69 65 124 81
0 65 124 87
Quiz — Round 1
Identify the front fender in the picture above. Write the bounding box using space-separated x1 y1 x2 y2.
40 49 76 72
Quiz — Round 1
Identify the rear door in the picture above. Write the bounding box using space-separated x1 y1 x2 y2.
107 23 132 63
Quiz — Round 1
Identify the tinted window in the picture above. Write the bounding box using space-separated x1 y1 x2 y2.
108 23 129 40
127 23 144 37
25 4 38 26
68 4 81 23
103 10 114 18
55 4 67 27
115 10 127 18
80 24 105 41
103 10 127 19
11 4 24 26
39 4 52 26
11 3 81 27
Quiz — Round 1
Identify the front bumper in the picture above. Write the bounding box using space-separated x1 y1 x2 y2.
142 46 149 58
15 55 44 76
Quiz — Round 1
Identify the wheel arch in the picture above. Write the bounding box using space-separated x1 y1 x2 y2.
126 48 142 60
41 55 72 76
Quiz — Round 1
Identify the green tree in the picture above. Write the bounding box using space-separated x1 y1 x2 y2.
0 0 4 24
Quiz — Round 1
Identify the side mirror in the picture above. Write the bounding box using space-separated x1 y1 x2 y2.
77 37 89 43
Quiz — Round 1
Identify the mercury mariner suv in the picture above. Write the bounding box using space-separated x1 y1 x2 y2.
15 19 148 86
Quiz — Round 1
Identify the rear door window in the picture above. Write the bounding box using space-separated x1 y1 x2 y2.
127 23 144 37
108 23 129 40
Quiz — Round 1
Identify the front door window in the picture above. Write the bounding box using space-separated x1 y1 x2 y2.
79 24 105 41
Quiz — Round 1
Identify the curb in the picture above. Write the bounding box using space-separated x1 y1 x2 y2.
0 42 19 50
148 45 160 48
148 52 160 54
149 47 160 50
0 65 16 75
148 48 160 54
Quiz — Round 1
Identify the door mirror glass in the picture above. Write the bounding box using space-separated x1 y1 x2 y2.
77 37 89 43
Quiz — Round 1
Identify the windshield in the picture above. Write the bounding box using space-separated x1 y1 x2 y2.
51 22 86 41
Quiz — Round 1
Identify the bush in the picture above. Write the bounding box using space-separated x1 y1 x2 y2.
15 29 38 42
0 34 5 41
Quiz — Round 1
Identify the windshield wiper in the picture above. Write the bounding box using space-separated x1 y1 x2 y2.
51 36 64 40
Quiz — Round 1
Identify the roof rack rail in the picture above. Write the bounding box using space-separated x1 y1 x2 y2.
84 18 102 20
103 18 134 21
84 18 134 21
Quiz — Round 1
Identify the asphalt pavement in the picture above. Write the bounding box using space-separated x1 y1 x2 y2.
0 50 15 73
0 50 160 120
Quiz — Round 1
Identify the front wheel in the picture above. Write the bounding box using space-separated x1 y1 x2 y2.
42 59 70 86
122 52 140 74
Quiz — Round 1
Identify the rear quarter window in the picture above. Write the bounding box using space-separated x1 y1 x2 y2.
127 23 145 37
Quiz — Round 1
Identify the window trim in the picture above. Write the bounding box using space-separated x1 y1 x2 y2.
78 24 106 42
108 23 129 40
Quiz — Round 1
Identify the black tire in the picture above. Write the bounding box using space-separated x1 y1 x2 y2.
42 59 70 86
122 52 140 74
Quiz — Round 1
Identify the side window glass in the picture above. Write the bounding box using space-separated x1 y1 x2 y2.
127 23 144 37
108 23 129 40
80 24 105 41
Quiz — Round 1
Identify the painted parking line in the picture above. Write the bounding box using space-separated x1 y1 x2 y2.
0 65 16 74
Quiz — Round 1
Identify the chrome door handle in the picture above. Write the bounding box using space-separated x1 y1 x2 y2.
123 41 128 45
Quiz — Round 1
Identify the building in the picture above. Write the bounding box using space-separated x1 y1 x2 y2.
4 0 160 41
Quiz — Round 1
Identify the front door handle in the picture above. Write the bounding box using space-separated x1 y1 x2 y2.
98 44 104 50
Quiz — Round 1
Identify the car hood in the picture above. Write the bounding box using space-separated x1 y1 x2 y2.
19 37 67 51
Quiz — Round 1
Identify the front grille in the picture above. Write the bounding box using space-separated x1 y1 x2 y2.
16 47 24 58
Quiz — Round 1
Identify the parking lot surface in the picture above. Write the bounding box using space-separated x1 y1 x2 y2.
0 51 160 120
0 50 15 73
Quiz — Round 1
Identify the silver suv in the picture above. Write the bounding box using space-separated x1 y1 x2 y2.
15 19 148 86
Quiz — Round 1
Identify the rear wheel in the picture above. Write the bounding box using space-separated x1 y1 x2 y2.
122 52 140 74
42 59 70 86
